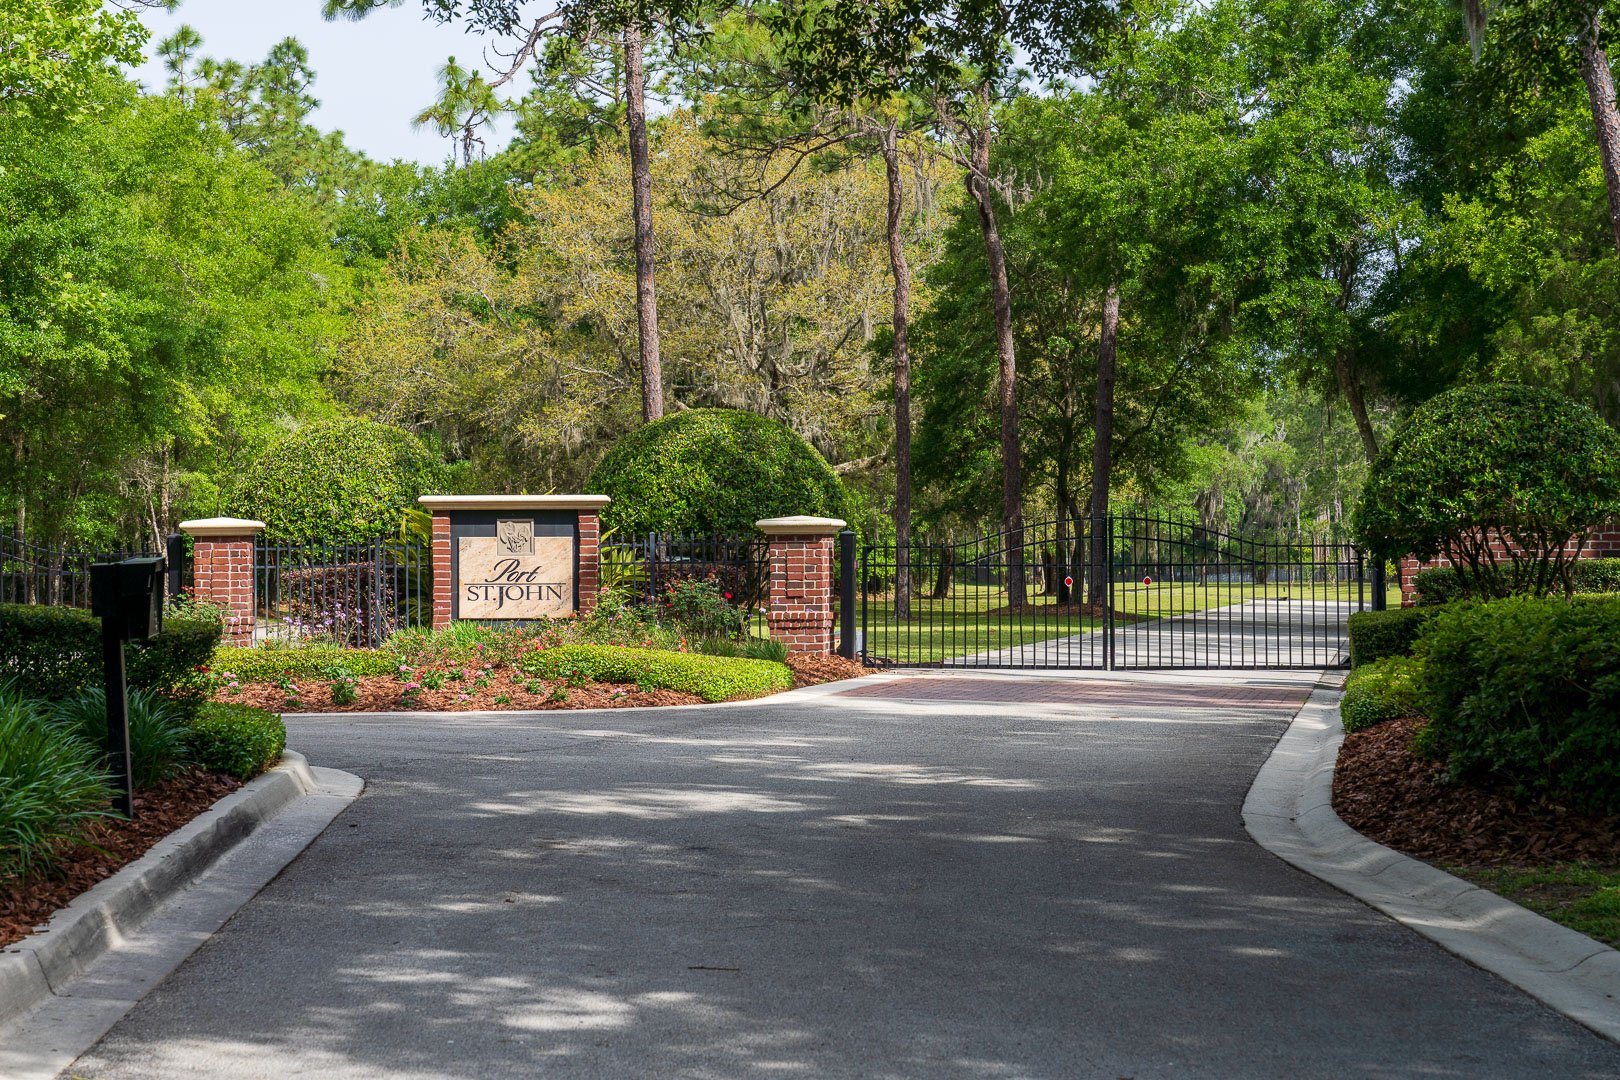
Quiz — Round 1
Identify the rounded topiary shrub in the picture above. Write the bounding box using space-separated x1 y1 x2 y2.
588 409 850 535
229 418 448 545
1351 384 1620 598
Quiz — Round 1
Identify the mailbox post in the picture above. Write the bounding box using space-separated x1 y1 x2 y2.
90 557 165 818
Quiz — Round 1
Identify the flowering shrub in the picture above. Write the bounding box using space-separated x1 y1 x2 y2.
659 577 746 640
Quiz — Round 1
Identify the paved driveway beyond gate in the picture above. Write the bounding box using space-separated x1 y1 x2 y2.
66 670 1620 1080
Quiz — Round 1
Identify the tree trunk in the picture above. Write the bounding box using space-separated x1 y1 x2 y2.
625 22 664 423
966 84 1025 606
882 124 914 620
1579 15 1620 256
930 542 954 599
1335 349 1379 463
1087 283 1119 607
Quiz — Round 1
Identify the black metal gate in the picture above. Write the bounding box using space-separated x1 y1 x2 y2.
858 516 1370 670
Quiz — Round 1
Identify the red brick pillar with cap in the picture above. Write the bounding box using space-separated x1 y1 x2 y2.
179 517 264 646
758 516 845 654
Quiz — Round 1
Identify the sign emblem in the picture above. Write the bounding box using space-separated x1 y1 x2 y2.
497 518 534 555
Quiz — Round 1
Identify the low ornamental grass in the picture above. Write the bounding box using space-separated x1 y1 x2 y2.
0 690 111 880
50 687 191 789
522 645 792 702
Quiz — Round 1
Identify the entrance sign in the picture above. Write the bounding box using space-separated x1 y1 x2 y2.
420 494 609 625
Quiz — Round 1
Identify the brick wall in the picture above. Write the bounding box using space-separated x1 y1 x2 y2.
764 533 836 654
180 520 264 645
1398 524 1620 605
578 512 600 615
432 512 453 630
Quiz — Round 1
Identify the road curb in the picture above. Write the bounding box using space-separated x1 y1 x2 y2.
0 752 355 1030
1244 677 1620 1044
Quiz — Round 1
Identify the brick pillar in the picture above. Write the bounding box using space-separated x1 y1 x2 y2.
179 517 265 646
431 511 452 630
578 511 601 615
757 516 846 655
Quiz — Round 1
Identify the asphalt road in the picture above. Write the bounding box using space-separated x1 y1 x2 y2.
64 671 1620 1079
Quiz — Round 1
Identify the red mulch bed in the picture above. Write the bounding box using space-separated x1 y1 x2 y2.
225 675 702 713
786 653 875 688
0 770 243 949
1333 718 1620 867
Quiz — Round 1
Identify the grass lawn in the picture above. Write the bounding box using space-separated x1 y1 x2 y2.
1448 864 1620 948
859 581 1401 665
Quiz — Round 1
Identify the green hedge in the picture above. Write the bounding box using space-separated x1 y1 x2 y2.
211 645 401 682
587 408 850 536
1414 596 1620 813
521 645 792 702
1415 558 1620 604
1346 607 1437 668
187 703 287 779
0 603 223 704
1573 558 1620 594
1340 656 1423 734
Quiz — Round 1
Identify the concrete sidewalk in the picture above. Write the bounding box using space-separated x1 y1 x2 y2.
62 670 1620 1079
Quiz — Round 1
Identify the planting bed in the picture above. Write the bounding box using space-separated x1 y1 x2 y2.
0 770 242 950
226 676 702 713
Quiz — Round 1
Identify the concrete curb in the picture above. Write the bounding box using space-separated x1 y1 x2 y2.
1244 677 1620 1044
0 752 347 1029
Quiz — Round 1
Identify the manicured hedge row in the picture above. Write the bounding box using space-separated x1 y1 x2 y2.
1346 607 1437 668
0 603 222 704
210 645 400 682
188 703 287 779
522 645 792 702
1414 559 1620 604
1339 656 1422 734
1414 596 1620 814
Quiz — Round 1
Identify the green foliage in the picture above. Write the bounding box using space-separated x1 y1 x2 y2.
212 644 400 683
658 578 746 640
741 637 790 663
522 645 792 702
1573 558 1620 595
186 702 287 779
1346 606 1439 668
1352 385 1620 597
0 605 101 700
588 409 849 536
0 602 224 705
1411 567 1467 606
229 417 448 545
1414 596 1620 813
0 688 111 879
49 687 191 790
695 636 742 657
0 0 147 121
1340 656 1424 734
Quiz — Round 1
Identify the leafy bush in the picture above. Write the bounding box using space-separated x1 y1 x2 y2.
659 578 746 640
1411 567 1466 606
50 687 192 789
228 417 449 545
522 645 792 702
1352 384 1620 598
126 600 223 710
0 604 100 699
1573 558 1620 595
1347 607 1437 668
187 703 287 779
213 644 400 682
0 689 110 879
0 601 223 705
588 408 850 536
1339 657 1423 734
1414 596 1620 812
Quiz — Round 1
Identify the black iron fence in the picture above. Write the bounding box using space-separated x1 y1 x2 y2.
253 537 431 647
1 534 175 608
601 531 771 621
860 515 1367 670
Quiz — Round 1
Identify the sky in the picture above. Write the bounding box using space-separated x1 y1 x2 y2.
131 0 520 165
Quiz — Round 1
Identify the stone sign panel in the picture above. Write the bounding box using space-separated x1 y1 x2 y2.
458 522 574 618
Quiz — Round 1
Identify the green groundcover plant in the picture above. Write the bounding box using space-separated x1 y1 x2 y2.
521 645 793 703
1339 656 1423 734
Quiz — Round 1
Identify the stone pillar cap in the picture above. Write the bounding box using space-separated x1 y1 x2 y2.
755 516 848 537
418 494 611 511
179 517 266 537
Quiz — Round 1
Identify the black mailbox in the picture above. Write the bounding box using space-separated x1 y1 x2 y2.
90 556 165 641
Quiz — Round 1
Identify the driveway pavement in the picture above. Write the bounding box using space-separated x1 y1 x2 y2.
64 670 1620 1079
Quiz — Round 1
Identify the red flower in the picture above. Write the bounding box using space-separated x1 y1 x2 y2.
723 592 733 600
